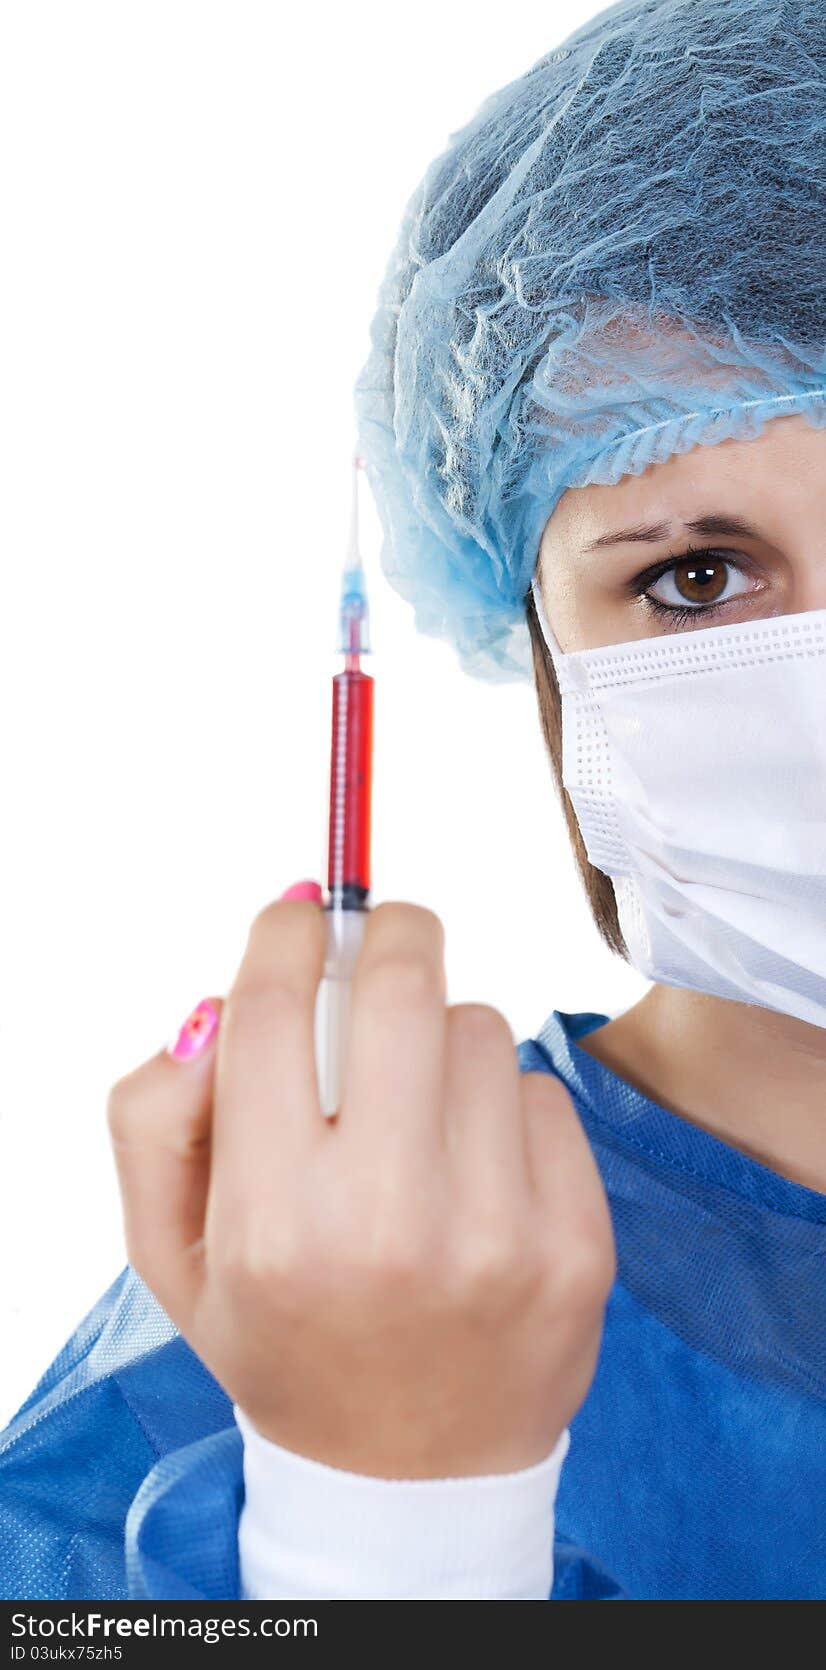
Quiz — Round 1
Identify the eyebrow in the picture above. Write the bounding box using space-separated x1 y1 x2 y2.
583 513 760 551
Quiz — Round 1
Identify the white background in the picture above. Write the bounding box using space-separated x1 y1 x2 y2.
0 0 646 1425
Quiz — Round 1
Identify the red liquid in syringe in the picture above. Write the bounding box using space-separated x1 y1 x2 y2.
326 615 374 906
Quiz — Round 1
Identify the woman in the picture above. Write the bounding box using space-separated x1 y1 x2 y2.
1 0 823 1601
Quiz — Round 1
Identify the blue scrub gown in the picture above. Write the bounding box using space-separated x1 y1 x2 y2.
1 1008 824 1601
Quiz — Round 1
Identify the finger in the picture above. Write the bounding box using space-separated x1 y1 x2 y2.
339 902 447 1175
106 995 222 1323
444 1003 527 1202
208 895 327 1222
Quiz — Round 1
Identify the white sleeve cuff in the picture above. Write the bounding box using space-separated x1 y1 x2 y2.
234 1404 570 1600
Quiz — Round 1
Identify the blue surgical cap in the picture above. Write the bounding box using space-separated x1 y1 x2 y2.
353 0 826 680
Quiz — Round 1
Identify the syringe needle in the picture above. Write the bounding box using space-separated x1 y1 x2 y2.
339 455 370 665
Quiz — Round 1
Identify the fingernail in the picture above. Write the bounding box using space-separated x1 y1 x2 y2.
280 879 323 902
167 997 221 1061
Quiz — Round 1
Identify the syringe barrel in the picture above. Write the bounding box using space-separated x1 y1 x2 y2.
327 668 373 903
313 905 367 1117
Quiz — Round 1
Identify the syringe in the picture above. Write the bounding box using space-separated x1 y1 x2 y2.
313 456 374 1117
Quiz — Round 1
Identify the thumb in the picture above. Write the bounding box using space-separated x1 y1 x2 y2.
107 996 223 1323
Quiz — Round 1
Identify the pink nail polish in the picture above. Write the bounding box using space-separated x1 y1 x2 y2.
280 879 323 902
167 997 220 1061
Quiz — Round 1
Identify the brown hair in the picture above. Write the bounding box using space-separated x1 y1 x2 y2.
524 584 628 958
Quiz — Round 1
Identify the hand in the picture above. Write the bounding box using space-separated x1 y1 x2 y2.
107 893 615 1478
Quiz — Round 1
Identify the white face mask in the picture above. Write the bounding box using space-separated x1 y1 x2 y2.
530 577 826 1029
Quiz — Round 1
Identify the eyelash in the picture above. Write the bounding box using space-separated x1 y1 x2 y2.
629 545 751 626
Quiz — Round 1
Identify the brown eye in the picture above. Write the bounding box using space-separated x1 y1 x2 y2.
672 557 728 604
645 553 751 612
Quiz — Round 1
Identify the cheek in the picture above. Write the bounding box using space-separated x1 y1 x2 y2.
543 568 617 654
544 552 675 652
